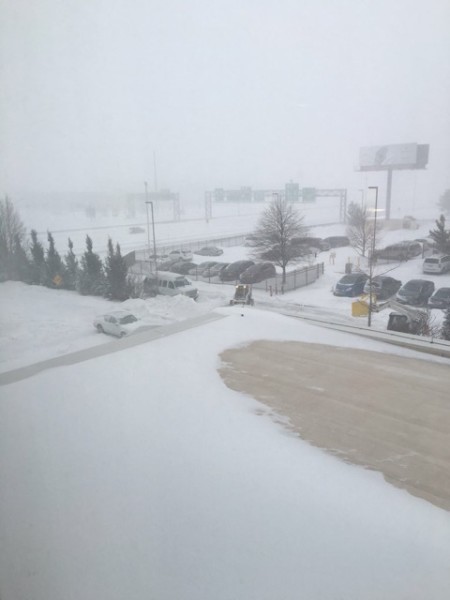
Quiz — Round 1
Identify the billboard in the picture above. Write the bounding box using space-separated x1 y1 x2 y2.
302 188 316 202
359 143 429 171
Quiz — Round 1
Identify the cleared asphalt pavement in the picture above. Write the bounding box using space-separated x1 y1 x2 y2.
220 340 450 512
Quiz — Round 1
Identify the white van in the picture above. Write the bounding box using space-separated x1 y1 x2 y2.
423 255 450 274
154 272 198 299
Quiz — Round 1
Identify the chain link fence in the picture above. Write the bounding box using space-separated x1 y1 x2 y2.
126 255 325 296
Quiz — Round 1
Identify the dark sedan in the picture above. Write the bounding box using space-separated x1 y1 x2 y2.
240 262 276 284
194 246 224 256
170 261 198 275
323 236 350 248
396 279 435 306
333 273 369 297
220 260 255 282
207 262 230 277
363 276 402 301
428 287 450 310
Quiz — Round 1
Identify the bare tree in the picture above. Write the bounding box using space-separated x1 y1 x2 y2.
0 196 27 280
346 202 378 257
441 307 450 341
250 195 306 283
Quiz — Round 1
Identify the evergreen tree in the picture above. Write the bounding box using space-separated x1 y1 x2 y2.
441 308 450 341
64 238 79 290
429 215 450 254
29 229 46 285
78 235 104 296
0 219 8 281
45 231 64 287
104 238 129 300
11 234 31 282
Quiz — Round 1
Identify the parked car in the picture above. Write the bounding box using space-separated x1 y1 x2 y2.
291 237 330 252
188 261 220 277
423 255 450 274
260 246 281 260
220 260 255 282
194 246 224 256
157 259 178 271
240 262 276 284
363 276 402 301
170 261 198 275
415 238 436 254
374 241 422 261
396 279 435 306
261 243 309 260
151 253 169 262
93 311 140 337
244 235 260 247
168 249 193 262
333 273 369 297
129 226 145 234
323 235 350 248
207 262 229 277
428 287 450 310
153 272 198 299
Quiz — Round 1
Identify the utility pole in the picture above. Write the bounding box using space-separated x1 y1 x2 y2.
153 152 158 192
144 181 151 261
367 186 379 327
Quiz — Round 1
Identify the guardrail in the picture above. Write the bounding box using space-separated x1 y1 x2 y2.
267 306 450 360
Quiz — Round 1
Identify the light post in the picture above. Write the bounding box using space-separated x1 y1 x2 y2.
144 181 157 273
367 186 378 327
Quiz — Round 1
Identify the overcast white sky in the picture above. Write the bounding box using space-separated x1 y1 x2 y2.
1 0 449 208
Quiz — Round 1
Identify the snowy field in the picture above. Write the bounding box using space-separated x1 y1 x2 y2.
1 207 450 600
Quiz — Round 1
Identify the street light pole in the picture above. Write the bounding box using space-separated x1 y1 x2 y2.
144 181 151 260
144 182 158 273
367 186 379 327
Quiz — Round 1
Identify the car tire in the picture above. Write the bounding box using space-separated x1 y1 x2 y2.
97 324 104 333
119 331 126 338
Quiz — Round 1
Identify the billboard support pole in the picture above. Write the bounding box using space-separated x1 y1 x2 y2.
386 169 393 220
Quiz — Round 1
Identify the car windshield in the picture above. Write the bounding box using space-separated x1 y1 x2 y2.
175 278 190 287
403 281 422 290
425 258 439 264
340 275 360 284
434 288 450 298
119 315 138 324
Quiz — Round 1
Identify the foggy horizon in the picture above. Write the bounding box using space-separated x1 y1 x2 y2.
1 0 450 209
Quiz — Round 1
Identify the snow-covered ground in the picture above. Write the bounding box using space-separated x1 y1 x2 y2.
1 216 448 374
1 209 450 599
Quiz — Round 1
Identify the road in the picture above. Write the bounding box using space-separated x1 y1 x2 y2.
219 340 450 512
